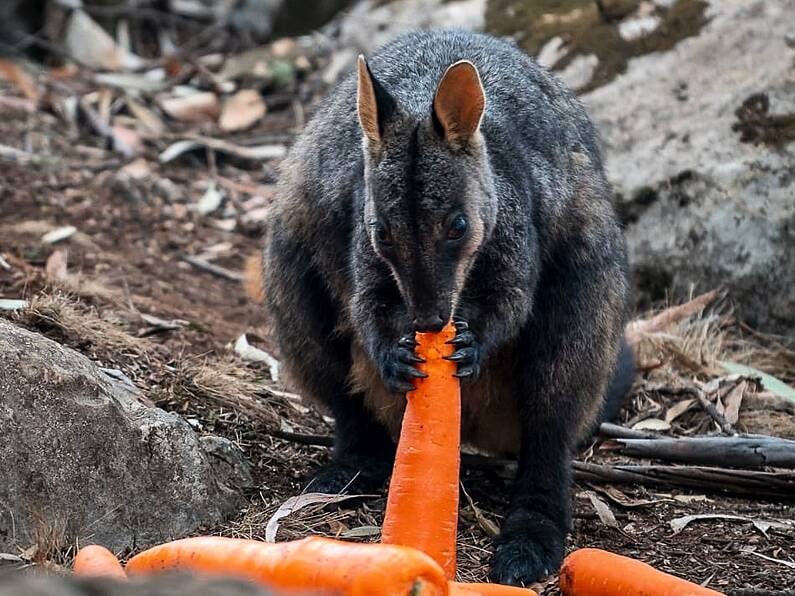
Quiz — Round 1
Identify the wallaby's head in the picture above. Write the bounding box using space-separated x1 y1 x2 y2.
357 56 497 332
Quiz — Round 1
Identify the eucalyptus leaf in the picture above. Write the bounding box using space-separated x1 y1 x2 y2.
720 361 795 403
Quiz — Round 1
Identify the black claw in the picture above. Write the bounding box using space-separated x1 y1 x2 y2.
398 351 425 364
398 363 428 379
398 336 417 348
454 320 469 331
447 331 473 346
454 369 474 378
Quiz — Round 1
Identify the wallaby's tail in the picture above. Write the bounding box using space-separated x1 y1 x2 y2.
243 251 265 303
600 337 635 423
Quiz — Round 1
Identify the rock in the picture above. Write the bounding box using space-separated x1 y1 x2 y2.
582 0 795 333
0 319 252 553
0 573 274 596
337 0 486 55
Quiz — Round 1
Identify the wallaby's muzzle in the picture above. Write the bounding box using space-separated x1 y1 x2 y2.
413 313 447 333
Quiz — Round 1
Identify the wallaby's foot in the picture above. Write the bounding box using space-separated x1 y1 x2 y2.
446 320 482 379
306 456 392 498
489 509 565 586
376 334 427 394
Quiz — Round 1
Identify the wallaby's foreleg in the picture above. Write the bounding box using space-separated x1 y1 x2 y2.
264 226 394 494
490 252 628 585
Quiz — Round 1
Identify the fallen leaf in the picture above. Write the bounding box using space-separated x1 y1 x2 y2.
0 299 28 311
0 59 38 101
722 380 746 426
341 526 381 539
591 485 667 508
196 182 224 215
94 71 167 93
585 491 620 529
670 514 795 536
234 333 281 382
631 418 671 431
45 249 69 282
673 494 710 504
138 313 188 334
41 226 77 245
64 10 144 71
265 493 363 542
158 91 220 123
664 398 696 424
220 90 267 132
720 361 795 403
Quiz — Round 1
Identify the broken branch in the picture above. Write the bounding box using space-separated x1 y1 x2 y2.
601 435 795 470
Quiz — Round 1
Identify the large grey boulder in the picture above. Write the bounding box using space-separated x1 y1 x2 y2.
0 319 252 553
582 0 795 333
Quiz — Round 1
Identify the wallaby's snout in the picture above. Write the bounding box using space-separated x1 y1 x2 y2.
413 313 447 333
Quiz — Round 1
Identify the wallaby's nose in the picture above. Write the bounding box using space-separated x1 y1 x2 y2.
413 314 446 333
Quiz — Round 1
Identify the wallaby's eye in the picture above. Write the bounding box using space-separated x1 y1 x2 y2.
376 221 393 247
448 214 468 240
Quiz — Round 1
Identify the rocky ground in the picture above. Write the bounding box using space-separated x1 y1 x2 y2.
0 1 794 594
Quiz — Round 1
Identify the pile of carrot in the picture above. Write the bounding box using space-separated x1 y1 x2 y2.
71 323 724 595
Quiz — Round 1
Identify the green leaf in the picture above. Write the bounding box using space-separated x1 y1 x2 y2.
720 361 795 403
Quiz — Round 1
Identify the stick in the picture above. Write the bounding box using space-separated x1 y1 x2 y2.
599 422 659 440
601 435 795 470
695 389 734 434
572 462 795 499
269 430 334 447
182 255 243 281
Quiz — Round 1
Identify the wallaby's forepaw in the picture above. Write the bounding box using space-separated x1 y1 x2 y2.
446 319 482 380
489 509 565 586
377 334 428 394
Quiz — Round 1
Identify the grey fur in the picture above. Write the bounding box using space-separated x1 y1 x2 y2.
263 29 632 585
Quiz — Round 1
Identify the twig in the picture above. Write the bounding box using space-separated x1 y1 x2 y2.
599 422 659 440
182 255 243 282
626 290 720 346
695 388 734 434
601 435 795 470
268 429 334 447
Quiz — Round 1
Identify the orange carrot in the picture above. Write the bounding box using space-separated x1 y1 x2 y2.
559 548 725 596
381 322 461 578
73 545 127 581
450 582 537 595
127 535 448 596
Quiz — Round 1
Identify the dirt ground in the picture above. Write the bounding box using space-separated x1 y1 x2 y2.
1 53 794 596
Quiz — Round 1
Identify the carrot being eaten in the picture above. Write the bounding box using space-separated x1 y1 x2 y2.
559 548 725 596
73 544 127 581
381 322 461 579
126 535 449 596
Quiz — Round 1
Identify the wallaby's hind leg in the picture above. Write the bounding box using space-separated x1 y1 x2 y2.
264 226 395 495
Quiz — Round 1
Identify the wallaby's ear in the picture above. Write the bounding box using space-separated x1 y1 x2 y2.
433 60 485 149
357 55 395 148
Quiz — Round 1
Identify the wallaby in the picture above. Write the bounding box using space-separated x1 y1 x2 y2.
261 29 633 585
